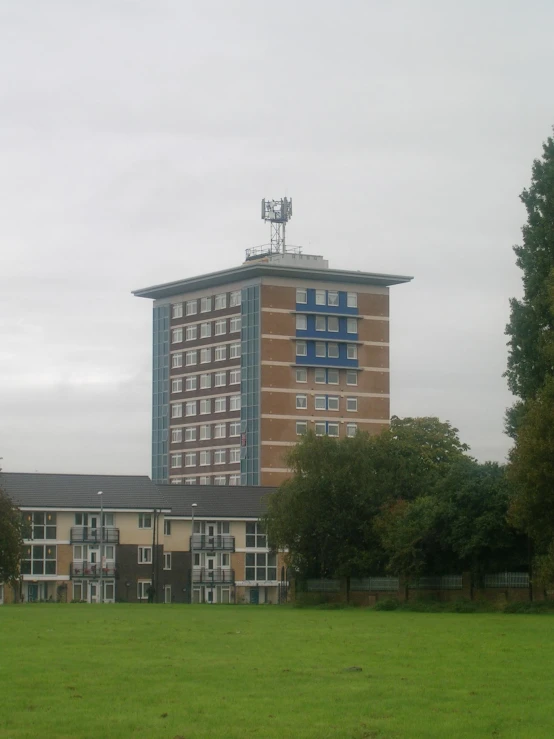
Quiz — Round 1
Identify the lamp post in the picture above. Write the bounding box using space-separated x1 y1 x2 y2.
98 491 103 604
190 503 198 604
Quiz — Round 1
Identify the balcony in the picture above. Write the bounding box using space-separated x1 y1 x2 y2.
193 568 235 584
70 561 118 578
70 527 120 544
190 535 235 552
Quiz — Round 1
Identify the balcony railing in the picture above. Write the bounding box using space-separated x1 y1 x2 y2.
190 535 235 552
70 527 120 544
70 561 117 578
193 568 235 584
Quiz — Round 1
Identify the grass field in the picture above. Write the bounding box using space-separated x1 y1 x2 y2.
1 605 553 739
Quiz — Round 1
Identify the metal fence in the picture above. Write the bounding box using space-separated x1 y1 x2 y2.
483 572 529 589
350 577 399 592
306 579 341 592
410 575 463 590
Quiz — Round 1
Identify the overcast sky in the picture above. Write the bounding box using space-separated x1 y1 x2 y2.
1 0 552 474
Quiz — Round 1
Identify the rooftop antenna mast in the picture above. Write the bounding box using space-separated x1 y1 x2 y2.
261 197 293 253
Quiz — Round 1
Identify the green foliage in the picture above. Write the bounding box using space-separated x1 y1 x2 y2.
374 598 400 611
505 131 554 426
0 483 24 587
503 600 554 614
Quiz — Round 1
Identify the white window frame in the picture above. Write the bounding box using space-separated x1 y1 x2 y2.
171 428 182 443
327 291 339 307
296 314 307 330
296 341 307 357
347 318 357 334
200 373 211 389
171 404 183 419
214 449 226 465
214 371 226 387
327 369 339 385
199 476 211 485
230 290 241 307
229 474 240 485
186 325 197 341
347 344 358 360
215 319 226 336
214 423 226 439
315 396 326 411
200 451 211 466
200 424 211 440
229 395 241 411
185 427 197 442
315 342 326 357
215 345 226 362
315 290 326 305
171 454 182 468
172 328 183 344
230 316 241 333
185 453 197 467
229 447 240 463
229 422 240 437
229 342 241 359
328 396 340 411
172 353 183 368
296 421 308 435
296 368 307 383
314 368 326 384
137 580 152 600
214 476 226 485
186 300 197 316
328 423 339 437
229 369 240 385
171 379 182 394
200 322 211 339
185 477 196 485
200 399 211 415
138 513 152 529
328 316 339 332
215 293 227 310
296 394 308 410
185 376 197 392
296 288 307 304
347 292 357 308
328 343 339 359
346 423 358 437
185 350 197 366
315 315 326 332
172 303 183 319
346 397 358 412
163 552 172 570
201 296 212 313
200 347 212 364
346 371 358 386
185 401 197 417
138 546 152 564
215 397 226 413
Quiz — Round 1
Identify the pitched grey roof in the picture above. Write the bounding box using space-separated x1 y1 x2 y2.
160 484 277 519
0 473 164 510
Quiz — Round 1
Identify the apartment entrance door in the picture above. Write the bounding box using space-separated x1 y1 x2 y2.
89 581 100 603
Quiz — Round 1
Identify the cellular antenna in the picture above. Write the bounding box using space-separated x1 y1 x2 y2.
261 197 293 253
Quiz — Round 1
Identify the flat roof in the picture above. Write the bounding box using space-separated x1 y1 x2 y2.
133 261 413 301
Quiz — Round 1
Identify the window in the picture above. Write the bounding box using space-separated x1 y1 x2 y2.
200 348 211 364
230 290 241 307
171 428 182 443
214 423 226 439
214 476 226 485
315 342 326 357
314 368 326 384
347 318 357 334
346 371 358 386
185 401 197 417
347 292 357 308
186 325 197 341
200 322 211 339
328 316 339 332
215 345 226 361
170 478 182 485
215 319 226 336
315 290 325 305
296 368 307 383
229 422 240 437
215 293 227 310
20 545 55 576
171 454 182 468
315 422 326 436
229 369 240 385
214 449 226 465
201 296 212 313
229 395 241 411
138 513 152 529
347 397 358 412
328 343 339 359
296 314 307 330
172 328 183 344
296 288 307 304
23 512 57 541
171 379 182 393
200 424 211 440
315 315 326 332
229 447 240 463
162 552 171 570
296 394 307 409
185 350 197 366
200 373 211 389
347 344 358 360
245 552 277 581
246 522 267 548
200 399 211 415
185 426 197 442
183 376 195 392
328 423 339 437
328 369 339 384
328 291 339 307
229 342 241 359
230 316 241 333
172 303 183 319
199 476 211 485
229 474 240 485
186 300 197 316
328 396 340 411
185 477 196 485
164 519 172 536
171 404 182 419
296 341 307 357
315 396 326 410
215 397 226 413
172 353 183 368
214 371 226 387
200 450 211 466
138 546 152 564
185 453 197 467
296 421 308 435
347 423 358 437
137 580 152 600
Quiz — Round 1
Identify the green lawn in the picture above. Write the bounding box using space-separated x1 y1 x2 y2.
0 605 552 739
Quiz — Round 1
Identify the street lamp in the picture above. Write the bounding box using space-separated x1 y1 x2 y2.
190 503 198 604
98 491 103 604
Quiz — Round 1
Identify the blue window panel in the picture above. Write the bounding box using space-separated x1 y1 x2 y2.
152 304 170 483
296 315 356 340
296 341 358 368
296 289 358 315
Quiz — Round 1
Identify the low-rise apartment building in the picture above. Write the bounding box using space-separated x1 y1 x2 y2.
0 473 284 605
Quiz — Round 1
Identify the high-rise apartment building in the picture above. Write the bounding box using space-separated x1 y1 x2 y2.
134 249 411 486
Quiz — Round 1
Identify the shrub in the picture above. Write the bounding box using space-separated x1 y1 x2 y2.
504 600 554 614
374 598 400 611
293 592 329 608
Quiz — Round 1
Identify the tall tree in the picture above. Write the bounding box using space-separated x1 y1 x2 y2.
505 130 554 436
0 483 24 588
